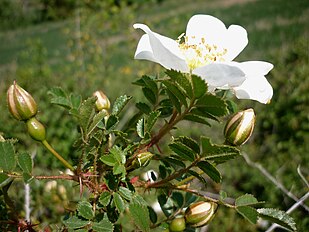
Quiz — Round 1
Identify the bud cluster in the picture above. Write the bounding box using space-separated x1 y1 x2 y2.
7 81 46 141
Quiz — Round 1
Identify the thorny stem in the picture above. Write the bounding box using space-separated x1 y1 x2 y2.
42 140 75 172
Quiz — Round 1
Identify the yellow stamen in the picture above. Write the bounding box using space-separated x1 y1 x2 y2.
177 34 227 70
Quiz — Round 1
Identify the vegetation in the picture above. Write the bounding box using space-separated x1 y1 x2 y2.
0 0 308 231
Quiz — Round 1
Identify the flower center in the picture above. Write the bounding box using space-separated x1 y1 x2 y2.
177 33 227 70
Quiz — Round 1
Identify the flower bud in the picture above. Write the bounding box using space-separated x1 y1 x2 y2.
131 152 154 168
93 90 110 111
185 201 218 228
26 117 46 141
224 108 255 146
7 82 38 121
169 216 186 232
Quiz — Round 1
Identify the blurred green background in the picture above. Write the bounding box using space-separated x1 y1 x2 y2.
0 0 308 231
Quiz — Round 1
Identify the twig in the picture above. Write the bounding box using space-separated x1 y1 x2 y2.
297 166 309 188
242 152 309 212
265 191 309 232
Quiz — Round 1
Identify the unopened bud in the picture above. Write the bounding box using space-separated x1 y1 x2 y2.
224 108 255 146
26 117 46 141
93 90 110 111
131 152 154 168
7 82 37 121
185 201 217 228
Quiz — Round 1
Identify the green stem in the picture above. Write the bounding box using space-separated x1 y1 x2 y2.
42 140 75 172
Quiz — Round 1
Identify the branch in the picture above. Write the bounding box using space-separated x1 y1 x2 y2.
242 152 309 212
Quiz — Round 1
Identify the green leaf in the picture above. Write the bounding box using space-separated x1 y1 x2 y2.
118 186 133 201
129 202 150 232
148 206 158 224
141 75 158 94
195 94 228 117
188 170 208 187
17 152 32 174
92 215 114 232
191 74 207 98
183 114 211 126
171 191 184 208
78 97 96 134
100 155 116 166
136 102 151 114
146 110 161 132
0 173 11 188
175 136 200 154
137 118 145 138
163 80 188 107
113 192 126 213
0 141 16 172
63 216 89 229
142 87 157 105
257 208 297 231
200 137 240 164
110 146 126 164
166 89 181 113
99 192 112 206
77 201 94 220
22 172 33 183
236 194 259 207
113 163 126 176
197 161 222 183
166 70 193 98
48 87 71 109
87 110 107 136
236 206 258 224
105 115 119 133
163 157 186 168
112 95 132 115
169 142 196 162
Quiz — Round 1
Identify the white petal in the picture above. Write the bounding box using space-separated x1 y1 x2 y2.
223 25 248 61
134 34 157 62
133 23 188 72
233 61 274 104
193 63 246 88
185 15 226 45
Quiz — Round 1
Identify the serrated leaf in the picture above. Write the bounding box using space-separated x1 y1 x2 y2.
113 192 126 213
136 102 151 114
79 97 96 134
236 194 259 207
166 89 181 112
106 115 119 133
129 202 150 232
191 74 207 98
163 157 186 168
200 137 240 163
146 111 161 132
166 70 193 98
48 87 71 109
17 152 32 174
0 141 16 172
163 80 188 107
87 110 107 136
92 215 114 232
142 75 158 94
236 206 258 224
112 95 132 115
196 94 228 117
100 155 116 166
113 163 126 176
197 161 222 183
77 201 94 220
142 87 156 105
99 192 112 206
175 136 200 154
188 170 208 187
169 142 196 162
257 208 297 231
63 216 89 229
110 146 126 164
70 93 82 109
118 186 133 201
137 118 145 138
183 114 211 126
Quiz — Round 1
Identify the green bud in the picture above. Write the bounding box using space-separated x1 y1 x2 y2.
7 81 38 121
132 152 154 168
93 90 110 111
185 201 218 228
26 117 46 141
169 216 186 232
224 108 256 146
